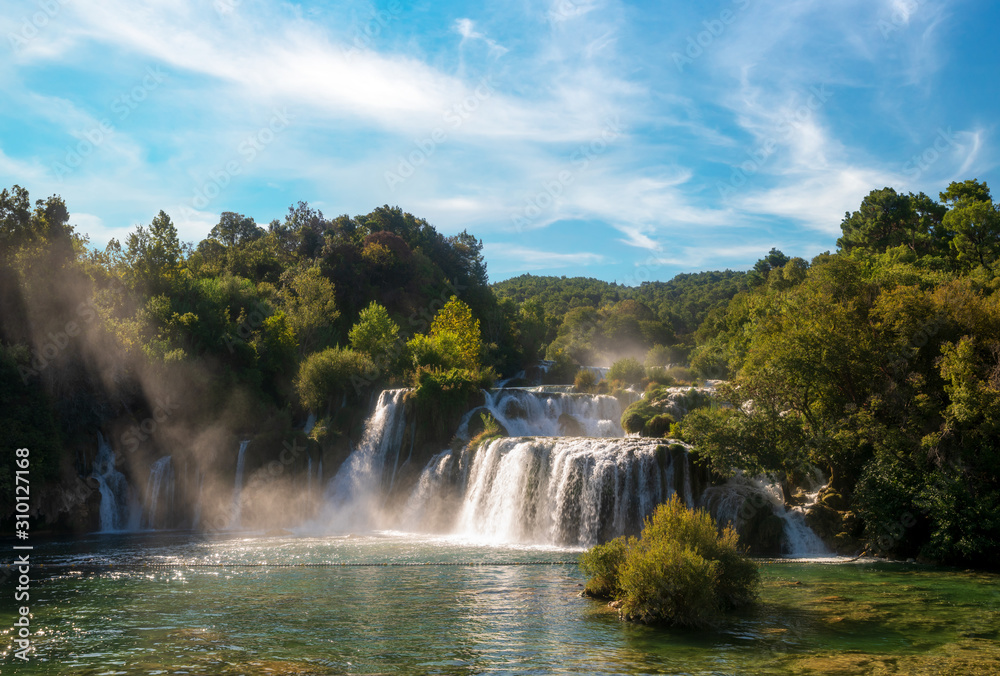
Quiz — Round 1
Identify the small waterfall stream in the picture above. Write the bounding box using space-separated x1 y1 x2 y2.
320 389 409 531
92 433 139 532
458 388 628 438
143 456 175 529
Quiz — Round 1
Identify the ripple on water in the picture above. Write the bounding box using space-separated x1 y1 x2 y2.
6 534 1000 675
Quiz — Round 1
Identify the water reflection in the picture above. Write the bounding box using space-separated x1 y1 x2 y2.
2 533 999 675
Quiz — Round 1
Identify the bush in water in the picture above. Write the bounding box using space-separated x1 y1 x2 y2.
581 494 759 628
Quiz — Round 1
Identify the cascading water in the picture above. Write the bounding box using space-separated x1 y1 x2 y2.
458 388 627 439
143 456 175 529
318 380 830 555
92 433 139 532
229 439 251 528
402 438 694 546
701 474 830 557
320 389 409 531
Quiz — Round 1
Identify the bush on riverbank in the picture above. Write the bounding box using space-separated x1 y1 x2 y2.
581 495 759 628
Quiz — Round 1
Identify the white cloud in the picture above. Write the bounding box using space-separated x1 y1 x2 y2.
486 243 607 270
454 18 508 57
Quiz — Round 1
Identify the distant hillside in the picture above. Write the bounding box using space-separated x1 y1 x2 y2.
492 269 749 340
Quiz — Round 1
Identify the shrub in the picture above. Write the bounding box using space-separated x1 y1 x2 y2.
620 398 658 434
406 332 464 370
645 344 674 368
469 412 506 450
689 344 729 381
574 368 597 392
581 536 630 598
645 367 675 388
663 365 693 384
644 413 675 438
581 495 759 628
295 346 376 412
607 357 646 386
409 366 496 440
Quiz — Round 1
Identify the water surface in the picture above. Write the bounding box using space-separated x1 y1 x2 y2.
3 532 999 674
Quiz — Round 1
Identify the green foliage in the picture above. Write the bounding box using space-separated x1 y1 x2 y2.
644 368 675 388
406 332 464 371
644 414 675 438
580 536 629 598
837 188 944 256
607 357 645 386
409 366 496 440
279 266 339 356
430 296 482 370
349 301 399 360
581 495 759 627
469 412 505 450
688 343 729 380
295 346 376 412
574 368 597 392
940 181 999 272
645 344 674 368
621 396 676 437
209 212 264 247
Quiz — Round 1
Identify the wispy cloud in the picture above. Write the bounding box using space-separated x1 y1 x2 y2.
485 243 608 271
0 0 995 282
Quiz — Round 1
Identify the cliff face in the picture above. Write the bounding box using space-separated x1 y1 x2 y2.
33 474 102 534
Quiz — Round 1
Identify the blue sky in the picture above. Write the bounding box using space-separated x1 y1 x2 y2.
1 0 996 283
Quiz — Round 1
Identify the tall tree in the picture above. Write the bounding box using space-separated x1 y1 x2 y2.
209 212 263 247
431 296 482 370
940 180 999 272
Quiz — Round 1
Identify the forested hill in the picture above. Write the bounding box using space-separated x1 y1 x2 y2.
493 269 749 338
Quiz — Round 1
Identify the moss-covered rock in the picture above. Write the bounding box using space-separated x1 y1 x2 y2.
558 413 584 436
643 413 674 438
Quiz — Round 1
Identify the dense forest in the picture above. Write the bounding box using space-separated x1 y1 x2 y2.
2 179 998 566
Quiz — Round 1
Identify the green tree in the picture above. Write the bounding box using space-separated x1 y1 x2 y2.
124 210 182 293
940 180 999 272
430 296 482 370
295 346 375 412
279 266 339 356
607 357 645 386
349 301 399 360
209 212 264 247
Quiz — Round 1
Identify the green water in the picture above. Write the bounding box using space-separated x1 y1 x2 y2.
2 532 999 674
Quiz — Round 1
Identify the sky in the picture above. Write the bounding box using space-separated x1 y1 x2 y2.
1 0 996 284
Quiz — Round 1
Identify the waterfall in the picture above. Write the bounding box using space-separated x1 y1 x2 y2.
229 439 251 529
315 384 830 554
403 437 690 546
307 455 313 495
320 389 409 531
143 456 175 529
92 433 138 532
304 412 317 435
701 474 830 557
457 388 627 439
